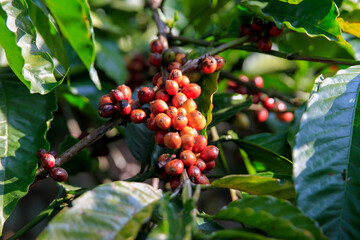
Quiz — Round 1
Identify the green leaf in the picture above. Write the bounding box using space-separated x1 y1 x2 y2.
0 74 57 235
195 217 223 235
198 71 220 137
0 0 64 94
211 174 295 199
206 229 280 240
214 196 327 240
209 93 252 128
125 123 154 162
44 0 100 89
293 65 360 239
38 181 162 240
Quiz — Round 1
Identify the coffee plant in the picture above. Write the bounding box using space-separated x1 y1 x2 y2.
0 0 359 239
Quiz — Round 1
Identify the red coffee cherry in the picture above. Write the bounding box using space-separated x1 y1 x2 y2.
201 56 217 74
172 93 188 108
236 86 248 95
262 97 275 110
138 87 155 103
258 37 272 52
177 107 187 116
164 132 182 149
253 76 264 88
252 17 264 31
99 94 112 106
166 106 178 119
41 153 55 170
165 80 179 96
254 108 269 123
156 113 172 130
169 69 183 84
145 117 159 131
214 55 225 71
130 109 147 124
50 167 68 182
276 112 294 122
195 158 206 171
239 23 253 36
252 92 262 104
197 117 206 130
179 150 196 166
170 176 181 190
188 110 205 130
181 134 195 151
182 99 197 114
152 72 162 86
172 115 188 130
155 89 170 103
182 83 201 99
118 100 132 116
117 85 132 101
193 135 207 153
187 166 201 181
150 100 169 115
156 77 165 89
196 174 210 184
98 104 116 118
179 75 190 88
200 145 219 162
163 49 176 64
154 130 167 146
268 22 283 37
205 160 215 171
37 148 47 159
275 102 287 112
165 159 184 176
168 62 182 71
150 52 162 67
150 39 163 53
110 89 124 103
180 126 197 137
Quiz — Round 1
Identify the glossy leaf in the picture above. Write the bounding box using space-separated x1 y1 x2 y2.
211 174 295 199
209 93 252 128
0 75 57 235
38 181 162 239
338 18 360 38
293 65 360 239
214 196 327 240
0 0 64 94
206 229 280 240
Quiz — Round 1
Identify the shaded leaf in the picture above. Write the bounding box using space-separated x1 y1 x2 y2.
38 181 162 239
0 74 57 234
293 65 360 239
207 229 280 240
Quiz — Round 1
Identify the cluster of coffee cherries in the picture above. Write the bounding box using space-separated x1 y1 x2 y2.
228 75 293 123
37 149 68 182
239 17 283 53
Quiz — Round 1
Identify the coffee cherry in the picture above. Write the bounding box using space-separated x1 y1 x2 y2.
195 158 206 171
253 76 264 88
182 99 197 113
163 49 176 64
186 71 202 83
188 110 205 129
175 53 187 65
275 102 287 112
168 62 182 71
214 55 225 71
150 39 163 53
152 72 162 86
201 56 217 74
164 132 181 149
37 148 47 159
50 167 68 182
193 135 207 153
239 23 253 36
182 83 201 99
205 160 215 171
117 85 132 101
239 74 250 82
179 150 196 166
258 37 272 52
197 117 206 130
254 108 268 123
48 150 57 158
145 117 159 131
165 80 179 96
172 93 188 108
99 94 112 106
172 115 188 130
236 86 248 95
155 89 170 103
262 97 275 109
110 89 124 103
196 174 209 184
156 77 165 89
169 69 183 84
137 87 155 103
170 176 181 190
154 130 167 146
165 159 184 176
177 107 187 116
98 104 116 118
188 166 201 181
150 52 162 67
179 75 190 88
118 99 132 115
150 100 169 115
200 146 219 162
252 92 262 104
166 106 178 119
180 126 197 137
130 109 147 123
268 22 283 37
252 17 264 31
181 134 195 151
41 153 55 170
276 112 294 122
155 113 172 130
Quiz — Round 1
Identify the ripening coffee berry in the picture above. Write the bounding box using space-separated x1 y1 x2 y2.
254 108 268 123
258 37 272 52
252 17 264 31
145 117 159 131
164 132 182 149
193 135 207 153
172 115 188 130
130 109 147 124
268 22 283 37
197 117 206 130
118 100 132 116
239 23 253 36
214 55 225 71
156 113 172 130
172 93 188 108
181 134 195 151
188 166 201 181
37 148 47 159
154 130 167 146
186 71 202 83
182 99 197 113
150 52 162 67
169 69 183 83
165 106 178 119
150 100 169 115
155 89 170 103
201 56 217 74
262 97 275 110
177 107 187 116
236 86 248 95
179 75 190 88
252 92 262 104
175 53 187 65
50 167 68 182
156 77 165 89
138 87 155 103
180 126 197 137
195 158 206 171
41 153 56 170
205 160 215 171
253 76 264 88
110 89 124 103
182 83 201 99
179 150 196 166
152 72 162 86
200 145 219 162
99 94 113 106
165 80 179 96
163 49 176 64
188 110 205 129
165 159 184 176
275 102 287 112
98 104 116 118
276 112 294 122
196 174 210 184
168 62 182 71
170 176 181 190
117 85 132 101
150 39 163 53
